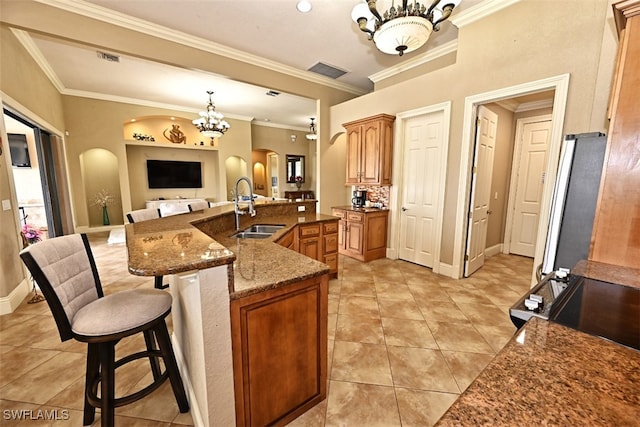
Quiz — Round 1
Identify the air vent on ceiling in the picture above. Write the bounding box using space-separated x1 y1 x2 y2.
307 62 348 79
97 51 120 62
266 90 280 97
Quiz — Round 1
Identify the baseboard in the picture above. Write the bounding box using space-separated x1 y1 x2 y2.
438 263 457 279
172 335 205 427
0 279 30 315
485 243 503 258
386 247 397 259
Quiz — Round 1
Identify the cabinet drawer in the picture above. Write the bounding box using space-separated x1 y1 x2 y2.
332 209 346 220
299 224 321 238
323 253 338 272
324 234 338 253
346 212 364 223
323 221 338 234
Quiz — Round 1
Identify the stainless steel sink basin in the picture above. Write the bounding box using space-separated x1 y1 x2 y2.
244 224 286 233
230 231 272 239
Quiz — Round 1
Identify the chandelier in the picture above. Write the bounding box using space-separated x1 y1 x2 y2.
192 91 230 138
306 118 318 140
351 0 462 56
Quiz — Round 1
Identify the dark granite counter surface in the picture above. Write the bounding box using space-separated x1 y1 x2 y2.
436 317 640 426
126 200 335 299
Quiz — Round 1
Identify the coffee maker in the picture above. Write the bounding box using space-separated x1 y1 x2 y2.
352 190 367 208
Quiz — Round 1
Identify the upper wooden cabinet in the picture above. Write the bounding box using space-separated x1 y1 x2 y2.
589 0 640 268
343 114 395 185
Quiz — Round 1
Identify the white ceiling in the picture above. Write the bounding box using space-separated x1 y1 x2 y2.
16 0 487 129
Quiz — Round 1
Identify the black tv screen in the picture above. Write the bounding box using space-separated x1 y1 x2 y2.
146 160 202 189
8 133 31 168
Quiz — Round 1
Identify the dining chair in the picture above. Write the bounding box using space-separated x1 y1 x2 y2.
187 201 210 212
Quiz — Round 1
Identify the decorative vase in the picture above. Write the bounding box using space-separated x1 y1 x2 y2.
296 182 302 189
102 206 110 226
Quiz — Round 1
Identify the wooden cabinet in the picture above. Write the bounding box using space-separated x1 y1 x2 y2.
589 1 640 268
284 190 314 200
332 208 389 262
343 114 395 185
231 275 328 426
276 220 339 278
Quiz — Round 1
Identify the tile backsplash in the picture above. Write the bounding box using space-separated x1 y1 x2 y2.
356 186 390 208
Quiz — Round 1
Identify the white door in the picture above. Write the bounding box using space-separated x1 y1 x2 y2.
507 117 552 257
465 105 498 276
398 110 445 268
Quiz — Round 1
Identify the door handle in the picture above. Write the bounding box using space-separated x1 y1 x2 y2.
401 207 408 212
487 210 493 215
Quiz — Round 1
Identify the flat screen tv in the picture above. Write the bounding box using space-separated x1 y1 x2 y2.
146 160 202 189
8 133 31 168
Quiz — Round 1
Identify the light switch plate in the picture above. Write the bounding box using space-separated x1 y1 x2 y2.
2 200 11 211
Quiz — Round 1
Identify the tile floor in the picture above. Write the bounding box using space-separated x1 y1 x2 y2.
0 232 532 426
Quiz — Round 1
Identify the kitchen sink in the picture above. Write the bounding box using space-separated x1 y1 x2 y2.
243 224 286 233
230 231 273 239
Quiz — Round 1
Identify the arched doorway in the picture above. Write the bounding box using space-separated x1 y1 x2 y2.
80 148 122 227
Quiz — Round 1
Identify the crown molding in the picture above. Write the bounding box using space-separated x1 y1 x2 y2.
62 88 255 122
369 40 458 83
33 0 368 96
10 28 66 93
494 98 520 112
450 0 522 28
515 98 554 113
251 121 308 132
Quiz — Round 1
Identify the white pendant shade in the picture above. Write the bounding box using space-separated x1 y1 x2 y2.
373 16 433 55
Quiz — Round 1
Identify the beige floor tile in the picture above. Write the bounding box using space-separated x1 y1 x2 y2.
441 351 495 392
408 284 453 302
330 341 392 386
0 352 85 404
337 295 380 318
473 324 518 353
327 313 337 341
374 282 414 300
382 318 438 349
287 397 327 426
429 322 494 354
0 347 60 388
327 293 339 314
455 302 514 327
340 279 377 297
335 315 385 344
419 301 469 323
325 381 400 427
378 298 424 320
387 347 459 393
445 289 494 305
117 379 182 422
395 387 459 427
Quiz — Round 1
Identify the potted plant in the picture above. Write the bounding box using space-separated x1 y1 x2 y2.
89 189 116 225
295 176 303 189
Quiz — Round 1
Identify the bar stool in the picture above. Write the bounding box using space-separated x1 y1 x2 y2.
126 208 167 289
20 233 189 426
187 201 210 212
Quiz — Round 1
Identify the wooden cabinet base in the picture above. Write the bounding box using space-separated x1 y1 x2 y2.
231 275 328 426
333 208 388 262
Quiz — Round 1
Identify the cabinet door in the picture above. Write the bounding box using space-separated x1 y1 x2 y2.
345 125 362 184
360 121 382 184
337 219 347 251
300 237 320 261
346 222 364 255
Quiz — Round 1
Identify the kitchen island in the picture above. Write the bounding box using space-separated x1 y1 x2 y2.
436 260 640 426
125 199 337 426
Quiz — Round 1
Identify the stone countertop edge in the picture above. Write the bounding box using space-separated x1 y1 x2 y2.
125 200 334 298
332 205 390 213
572 259 640 288
435 317 640 426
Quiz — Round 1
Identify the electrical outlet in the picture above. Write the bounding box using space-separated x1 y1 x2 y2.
2 200 11 211
297 205 305 212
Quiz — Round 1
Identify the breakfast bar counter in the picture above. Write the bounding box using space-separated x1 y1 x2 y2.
125 199 336 426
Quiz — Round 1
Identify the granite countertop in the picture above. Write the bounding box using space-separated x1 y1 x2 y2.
572 259 640 288
436 317 640 426
332 205 389 213
126 200 336 299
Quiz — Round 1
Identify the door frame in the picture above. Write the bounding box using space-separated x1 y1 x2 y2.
388 101 451 274
503 113 552 255
453 74 570 284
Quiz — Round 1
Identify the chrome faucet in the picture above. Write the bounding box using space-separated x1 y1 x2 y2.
234 176 256 230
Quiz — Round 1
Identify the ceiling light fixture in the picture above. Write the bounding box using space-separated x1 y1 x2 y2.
306 118 318 140
351 0 462 57
192 91 230 138
297 0 312 13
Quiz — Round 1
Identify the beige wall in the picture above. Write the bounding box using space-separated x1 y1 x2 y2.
251 125 316 197
0 25 66 301
330 0 615 265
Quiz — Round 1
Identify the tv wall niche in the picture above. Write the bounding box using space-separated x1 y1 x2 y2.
126 144 220 209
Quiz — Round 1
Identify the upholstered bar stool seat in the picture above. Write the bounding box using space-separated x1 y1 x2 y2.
20 234 189 427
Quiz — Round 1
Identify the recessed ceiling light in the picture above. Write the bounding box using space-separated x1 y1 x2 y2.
296 0 312 13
